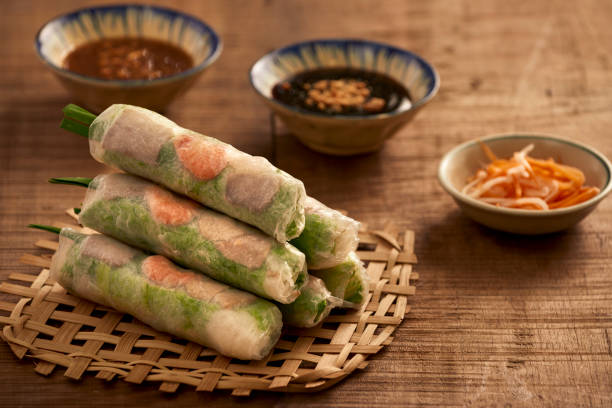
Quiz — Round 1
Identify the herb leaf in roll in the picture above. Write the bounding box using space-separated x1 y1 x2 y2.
46 227 283 360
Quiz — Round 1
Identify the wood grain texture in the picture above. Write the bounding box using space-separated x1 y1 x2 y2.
1 0 612 406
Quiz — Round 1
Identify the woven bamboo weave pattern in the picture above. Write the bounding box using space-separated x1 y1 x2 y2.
0 220 418 395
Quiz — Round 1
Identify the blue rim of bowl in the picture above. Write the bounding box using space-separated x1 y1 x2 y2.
438 133 612 217
34 4 222 87
248 38 440 121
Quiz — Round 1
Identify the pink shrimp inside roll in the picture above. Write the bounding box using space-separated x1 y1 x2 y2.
145 186 197 225
142 255 194 288
174 134 227 180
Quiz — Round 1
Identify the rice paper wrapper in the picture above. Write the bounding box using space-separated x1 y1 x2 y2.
50 228 283 360
88 104 306 242
79 173 307 304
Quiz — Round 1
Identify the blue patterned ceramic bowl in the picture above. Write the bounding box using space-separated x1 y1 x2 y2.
250 39 439 155
35 4 221 112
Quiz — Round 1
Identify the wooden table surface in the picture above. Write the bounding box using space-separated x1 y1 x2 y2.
2 0 612 406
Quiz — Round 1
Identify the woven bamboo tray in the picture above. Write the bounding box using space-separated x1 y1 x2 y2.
0 218 418 395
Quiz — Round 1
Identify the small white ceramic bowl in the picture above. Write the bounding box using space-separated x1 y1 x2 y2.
438 134 612 234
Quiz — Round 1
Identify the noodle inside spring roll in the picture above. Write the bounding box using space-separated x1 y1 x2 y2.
73 173 307 304
50 228 283 360
278 275 342 328
311 252 369 307
290 197 360 269
87 104 305 242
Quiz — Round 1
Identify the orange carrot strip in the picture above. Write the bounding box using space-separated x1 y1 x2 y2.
479 140 498 162
466 143 599 210
549 187 599 209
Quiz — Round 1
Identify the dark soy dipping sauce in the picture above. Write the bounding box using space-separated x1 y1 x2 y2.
272 67 411 116
63 37 193 80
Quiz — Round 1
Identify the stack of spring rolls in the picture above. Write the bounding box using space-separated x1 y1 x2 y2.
49 104 370 360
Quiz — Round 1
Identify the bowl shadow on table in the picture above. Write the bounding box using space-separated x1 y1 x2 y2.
418 208 581 287
272 122 388 198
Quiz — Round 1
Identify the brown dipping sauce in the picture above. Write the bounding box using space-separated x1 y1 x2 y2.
63 37 193 80
272 68 411 116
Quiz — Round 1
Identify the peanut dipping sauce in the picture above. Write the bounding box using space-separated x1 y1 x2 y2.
62 37 193 80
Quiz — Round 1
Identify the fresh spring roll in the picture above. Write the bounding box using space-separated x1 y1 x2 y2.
88 104 305 242
290 197 360 269
311 252 369 307
278 276 342 328
77 173 307 304
50 228 282 360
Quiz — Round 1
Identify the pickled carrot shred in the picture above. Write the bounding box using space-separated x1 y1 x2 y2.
463 143 600 210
